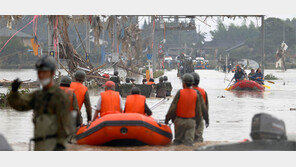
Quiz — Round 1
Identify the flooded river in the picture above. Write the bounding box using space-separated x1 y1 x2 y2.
1 69 296 151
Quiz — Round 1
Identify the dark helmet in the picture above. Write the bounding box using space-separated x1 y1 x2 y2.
114 71 119 76
182 73 194 86
159 77 164 83
131 87 141 95
191 72 200 85
163 76 168 81
125 78 130 83
74 70 86 81
60 76 72 86
142 78 147 83
149 78 154 82
35 56 56 71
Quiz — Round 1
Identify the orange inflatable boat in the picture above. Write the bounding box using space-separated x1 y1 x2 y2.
75 113 172 146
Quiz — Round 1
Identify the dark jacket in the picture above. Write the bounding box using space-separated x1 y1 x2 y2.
248 72 256 80
234 70 246 82
253 72 264 84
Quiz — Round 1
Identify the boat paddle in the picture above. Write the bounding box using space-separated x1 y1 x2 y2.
256 79 271 89
266 80 275 84
224 77 234 91
150 98 170 110
256 78 275 84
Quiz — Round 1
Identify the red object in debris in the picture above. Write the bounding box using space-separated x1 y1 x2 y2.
103 73 110 79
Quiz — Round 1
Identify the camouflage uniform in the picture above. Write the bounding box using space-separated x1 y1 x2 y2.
110 76 121 92
83 91 92 122
110 76 120 84
8 85 73 151
165 89 207 145
155 83 167 98
163 81 173 96
194 92 209 142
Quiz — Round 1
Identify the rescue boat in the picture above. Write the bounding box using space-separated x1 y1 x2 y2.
230 80 265 91
75 113 172 146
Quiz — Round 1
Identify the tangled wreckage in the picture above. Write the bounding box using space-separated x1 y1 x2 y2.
0 15 145 87
50 15 144 87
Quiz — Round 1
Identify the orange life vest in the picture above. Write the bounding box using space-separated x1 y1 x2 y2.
100 90 121 117
70 82 88 110
193 86 206 103
176 88 197 118
60 86 75 111
124 94 146 115
147 81 155 85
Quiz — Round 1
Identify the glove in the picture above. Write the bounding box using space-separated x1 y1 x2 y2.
165 118 169 125
11 78 22 92
205 122 209 128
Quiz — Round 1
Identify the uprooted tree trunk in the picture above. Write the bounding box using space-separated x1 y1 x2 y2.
48 15 94 74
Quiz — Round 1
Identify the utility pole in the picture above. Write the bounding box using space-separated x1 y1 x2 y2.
226 53 228 73
261 16 265 74
57 35 60 70
283 23 285 42
100 17 107 65
86 20 90 61
197 25 200 45
47 20 53 56
113 16 118 71
151 16 156 72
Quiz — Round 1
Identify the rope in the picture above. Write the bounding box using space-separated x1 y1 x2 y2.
0 15 38 53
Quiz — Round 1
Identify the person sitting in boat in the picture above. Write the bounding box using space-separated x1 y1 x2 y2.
234 67 246 83
155 77 167 98
163 76 172 96
253 68 264 85
142 78 147 85
130 78 136 85
110 71 121 92
248 69 256 81
109 71 121 84
124 87 152 116
93 81 123 120
125 78 132 84
147 78 155 85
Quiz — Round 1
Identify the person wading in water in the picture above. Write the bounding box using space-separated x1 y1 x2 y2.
8 56 73 151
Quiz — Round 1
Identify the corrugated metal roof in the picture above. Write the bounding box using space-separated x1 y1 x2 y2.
0 27 32 38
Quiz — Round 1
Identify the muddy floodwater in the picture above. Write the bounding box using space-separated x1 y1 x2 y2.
1 69 296 151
